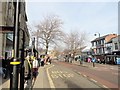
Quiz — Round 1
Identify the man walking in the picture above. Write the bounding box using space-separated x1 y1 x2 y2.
32 57 39 83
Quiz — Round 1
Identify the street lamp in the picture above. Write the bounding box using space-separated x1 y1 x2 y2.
94 33 100 38
92 32 101 67
32 37 35 56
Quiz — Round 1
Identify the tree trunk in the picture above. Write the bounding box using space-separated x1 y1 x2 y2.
45 44 48 55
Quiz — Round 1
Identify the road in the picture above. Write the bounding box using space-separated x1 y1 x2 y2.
52 60 119 90
48 63 103 89
1 60 119 90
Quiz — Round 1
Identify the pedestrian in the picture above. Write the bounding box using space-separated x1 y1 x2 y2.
32 57 39 83
41 55 44 66
2 57 7 79
87 57 91 63
24 55 32 85
37 57 41 67
48 56 52 64
46 55 51 64
78 56 82 65
44 54 48 65
92 56 96 67
97 58 100 63
69 53 73 63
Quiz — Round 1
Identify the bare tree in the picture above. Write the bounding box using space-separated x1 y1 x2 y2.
64 30 87 55
33 14 64 54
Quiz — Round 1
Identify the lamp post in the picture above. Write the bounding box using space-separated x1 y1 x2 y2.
32 37 35 56
10 1 20 89
37 30 39 58
92 32 101 67
94 32 101 54
94 33 100 38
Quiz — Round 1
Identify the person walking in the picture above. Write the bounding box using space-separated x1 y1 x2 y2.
24 55 32 86
41 55 44 66
92 56 96 67
32 57 39 83
78 56 82 65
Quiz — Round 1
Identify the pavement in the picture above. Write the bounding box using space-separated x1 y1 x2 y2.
1 65 51 90
32 66 50 89
72 61 118 71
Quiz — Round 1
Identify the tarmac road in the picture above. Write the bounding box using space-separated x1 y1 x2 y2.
47 63 104 89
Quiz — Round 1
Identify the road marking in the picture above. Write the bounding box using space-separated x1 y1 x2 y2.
90 78 97 83
63 74 67 77
58 74 63 78
67 73 74 77
51 71 55 74
46 65 55 88
83 75 87 77
102 85 108 88
51 74 59 78
78 72 81 75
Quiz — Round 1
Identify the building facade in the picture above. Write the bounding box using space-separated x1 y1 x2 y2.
105 35 120 64
0 1 15 58
91 34 117 63
0 0 30 58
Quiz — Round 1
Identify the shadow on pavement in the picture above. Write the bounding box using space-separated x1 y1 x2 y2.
1 74 10 85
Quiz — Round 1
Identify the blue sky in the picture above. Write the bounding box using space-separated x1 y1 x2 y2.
26 0 118 49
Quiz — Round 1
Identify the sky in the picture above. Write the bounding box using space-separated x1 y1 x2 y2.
26 0 119 49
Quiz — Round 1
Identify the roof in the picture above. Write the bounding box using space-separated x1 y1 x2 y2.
91 35 108 42
106 36 117 44
91 34 117 42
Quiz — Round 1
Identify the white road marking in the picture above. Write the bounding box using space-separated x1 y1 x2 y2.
51 73 74 78
51 71 55 74
58 74 63 78
83 75 87 77
63 74 67 78
56 71 59 73
51 74 59 78
90 78 97 83
46 65 55 88
102 85 108 88
67 73 74 77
